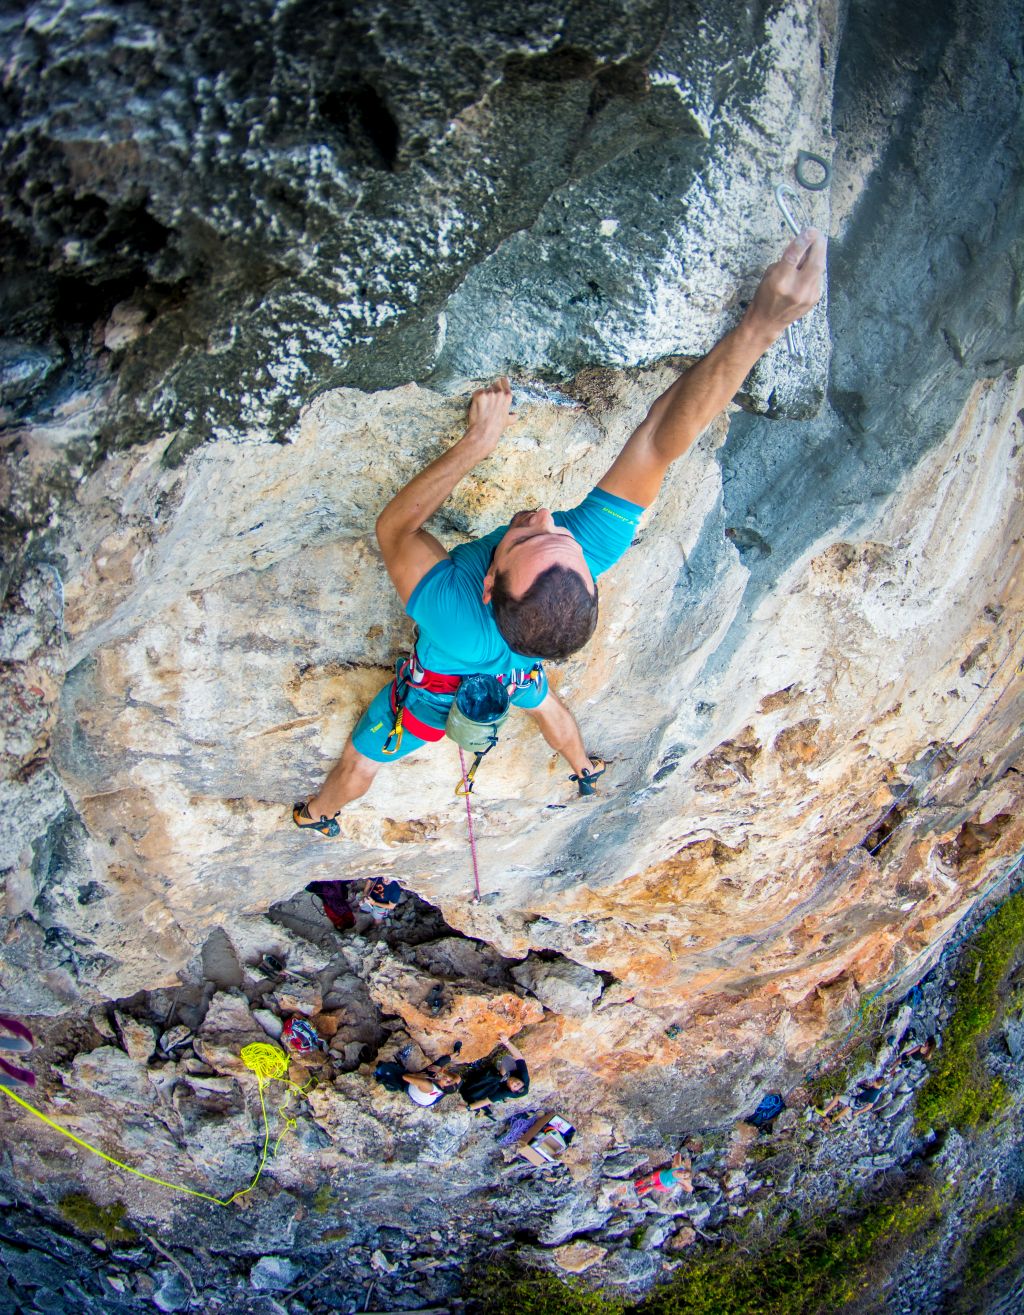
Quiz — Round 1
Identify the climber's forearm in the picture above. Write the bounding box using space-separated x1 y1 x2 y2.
376 427 493 544
375 426 497 603
599 230 825 507
597 319 773 508
647 319 775 464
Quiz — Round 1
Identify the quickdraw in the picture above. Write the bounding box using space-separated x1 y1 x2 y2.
454 746 491 797
381 648 457 755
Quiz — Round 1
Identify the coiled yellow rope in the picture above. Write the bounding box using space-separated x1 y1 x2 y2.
239 1041 290 1083
0 1040 308 1206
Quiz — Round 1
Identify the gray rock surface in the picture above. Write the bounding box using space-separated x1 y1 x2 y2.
249 1255 299 1292
512 953 604 1016
0 0 833 459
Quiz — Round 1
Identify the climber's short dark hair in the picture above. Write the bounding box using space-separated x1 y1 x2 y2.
490 565 598 661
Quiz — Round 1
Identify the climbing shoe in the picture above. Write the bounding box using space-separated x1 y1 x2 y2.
292 803 340 838
570 758 606 797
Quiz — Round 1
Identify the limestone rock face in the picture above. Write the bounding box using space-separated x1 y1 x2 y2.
552 1240 608 1273
512 954 604 1017
365 952 545 1063
1 0 1024 1160
194 991 276 1079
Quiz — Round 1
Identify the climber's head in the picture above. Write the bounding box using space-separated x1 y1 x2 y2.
482 509 598 661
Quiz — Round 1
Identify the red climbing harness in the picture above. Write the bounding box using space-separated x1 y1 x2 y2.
381 647 542 756
380 648 542 904
381 648 460 754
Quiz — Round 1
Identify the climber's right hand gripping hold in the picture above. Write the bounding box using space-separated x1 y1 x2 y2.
742 227 827 346
375 377 517 605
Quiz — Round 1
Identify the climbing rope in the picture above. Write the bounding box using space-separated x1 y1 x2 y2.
0 1041 309 1206
458 746 483 903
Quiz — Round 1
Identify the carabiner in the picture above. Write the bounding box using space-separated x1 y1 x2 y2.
774 184 814 362
775 183 811 238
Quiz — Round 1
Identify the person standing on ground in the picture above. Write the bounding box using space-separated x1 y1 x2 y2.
294 230 826 836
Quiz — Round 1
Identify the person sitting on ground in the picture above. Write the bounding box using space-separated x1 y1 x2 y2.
816 1076 887 1121
359 876 402 923
373 1052 462 1108
634 1150 694 1199
898 1033 936 1063
306 879 356 931
293 230 826 835
460 1032 530 1111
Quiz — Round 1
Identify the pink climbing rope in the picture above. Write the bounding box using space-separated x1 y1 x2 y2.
458 746 482 903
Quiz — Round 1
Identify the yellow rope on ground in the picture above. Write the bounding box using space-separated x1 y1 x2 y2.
240 1041 289 1082
0 1040 306 1206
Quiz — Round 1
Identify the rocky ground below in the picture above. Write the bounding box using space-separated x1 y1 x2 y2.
2 872 1023 1315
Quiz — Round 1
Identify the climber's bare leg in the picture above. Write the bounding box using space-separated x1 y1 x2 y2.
525 690 596 779
305 737 381 820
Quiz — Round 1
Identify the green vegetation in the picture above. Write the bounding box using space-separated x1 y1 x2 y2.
466 1258 626 1315
312 1183 338 1215
915 890 1024 1133
638 1179 942 1315
58 1192 137 1245
466 1178 943 1315
948 1198 1024 1313
963 1199 1024 1286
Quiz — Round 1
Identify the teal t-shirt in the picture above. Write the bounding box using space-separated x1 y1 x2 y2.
406 486 643 677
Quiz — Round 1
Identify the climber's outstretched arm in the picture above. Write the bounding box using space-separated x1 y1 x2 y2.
376 378 516 603
598 229 826 509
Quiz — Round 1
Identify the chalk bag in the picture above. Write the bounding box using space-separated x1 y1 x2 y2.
444 674 510 754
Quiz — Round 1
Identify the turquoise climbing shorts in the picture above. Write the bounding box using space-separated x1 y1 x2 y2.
351 663 549 763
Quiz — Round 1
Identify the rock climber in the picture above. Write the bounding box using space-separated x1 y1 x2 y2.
633 1149 694 1199
294 229 826 836
459 1032 530 1112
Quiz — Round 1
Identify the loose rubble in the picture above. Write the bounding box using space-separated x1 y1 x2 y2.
2 876 1022 1314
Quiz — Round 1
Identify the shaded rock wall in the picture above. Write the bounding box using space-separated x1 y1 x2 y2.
0 0 835 460
1 0 1023 1152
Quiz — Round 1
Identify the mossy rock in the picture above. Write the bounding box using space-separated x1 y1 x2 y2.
965 1202 1024 1284
58 1192 137 1245
915 890 1024 1134
466 1176 944 1315
312 1183 338 1216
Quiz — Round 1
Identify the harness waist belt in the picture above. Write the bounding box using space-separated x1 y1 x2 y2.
401 649 462 695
